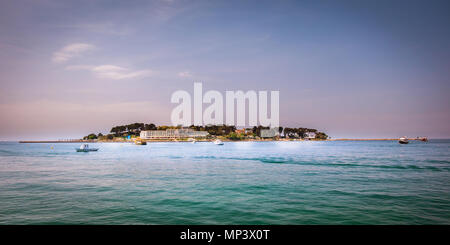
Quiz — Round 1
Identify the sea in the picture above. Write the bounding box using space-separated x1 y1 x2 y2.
0 140 449 224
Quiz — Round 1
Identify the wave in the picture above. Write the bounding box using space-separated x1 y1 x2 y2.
193 155 449 171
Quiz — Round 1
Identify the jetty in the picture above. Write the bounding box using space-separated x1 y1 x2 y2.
19 139 96 143
329 138 428 141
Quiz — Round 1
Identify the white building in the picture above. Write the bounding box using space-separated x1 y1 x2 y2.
140 128 208 139
305 132 316 139
260 128 280 138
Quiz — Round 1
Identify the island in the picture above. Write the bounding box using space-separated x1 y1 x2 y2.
80 123 329 143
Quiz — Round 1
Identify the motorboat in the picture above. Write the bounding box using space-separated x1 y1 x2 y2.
135 139 147 145
76 143 99 152
213 139 224 145
398 137 409 144
418 137 428 142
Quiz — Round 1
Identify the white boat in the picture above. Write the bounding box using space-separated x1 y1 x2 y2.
191 139 196 144
213 139 224 145
76 143 99 152
398 137 409 144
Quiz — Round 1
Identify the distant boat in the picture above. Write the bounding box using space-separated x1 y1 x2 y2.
418 137 428 142
399 137 409 144
76 143 99 152
191 139 196 144
135 139 147 145
213 139 224 145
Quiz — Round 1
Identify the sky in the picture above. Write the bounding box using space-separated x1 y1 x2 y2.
0 0 449 140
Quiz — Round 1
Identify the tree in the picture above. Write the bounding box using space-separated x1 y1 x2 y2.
278 127 284 137
296 128 307 139
86 133 97 140
118 126 126 133
284 128 297 138
110 127 121 136
158 125 170 130
224 125 236 135
315 132 328 140
144 123 156 130
125 123 145 135
227 132 243 141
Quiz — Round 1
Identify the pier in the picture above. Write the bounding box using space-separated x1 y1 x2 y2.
19 139 95 143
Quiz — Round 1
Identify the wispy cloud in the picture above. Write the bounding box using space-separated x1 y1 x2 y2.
52 43 95 63
66 65 152 80
178 71 193 78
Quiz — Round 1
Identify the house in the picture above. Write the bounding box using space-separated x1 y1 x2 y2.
234 129 245 134
305 132 316 139
244 128 254 134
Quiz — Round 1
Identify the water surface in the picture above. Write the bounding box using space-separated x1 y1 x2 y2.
0 140 449 224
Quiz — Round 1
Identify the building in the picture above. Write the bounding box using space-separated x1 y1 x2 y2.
234 129 245 134
140 128 209 139
305 132 316 139
260 128 280 138
244 128 254 134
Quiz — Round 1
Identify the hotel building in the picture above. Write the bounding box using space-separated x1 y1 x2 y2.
140 128 209 139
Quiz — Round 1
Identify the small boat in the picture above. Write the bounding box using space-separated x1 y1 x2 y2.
213 139 224 145
76 143 99 152
418 137 428 142
398 137 409 144
135 139 147 145
191 139 196 144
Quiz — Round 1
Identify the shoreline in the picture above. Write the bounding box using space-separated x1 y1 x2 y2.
18 138 425 143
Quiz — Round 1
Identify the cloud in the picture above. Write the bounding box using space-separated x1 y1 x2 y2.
66 65 152 80
65 65 94 70
52 43 95 63
178 71 193 78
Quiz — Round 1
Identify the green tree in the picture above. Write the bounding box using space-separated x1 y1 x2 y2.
227 132 243 141
86 133 97 140
315 132 328 140
296 128 307 138
144 123 157 130
110 126 120 136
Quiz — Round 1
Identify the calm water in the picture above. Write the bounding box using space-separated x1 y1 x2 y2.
0 140 449 224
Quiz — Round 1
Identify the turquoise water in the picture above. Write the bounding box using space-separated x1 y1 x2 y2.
0 140 449 224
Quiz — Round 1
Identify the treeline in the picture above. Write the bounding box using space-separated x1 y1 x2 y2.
191 125 328 139
83 123 328 140
110 123 157 136
189 125 235 136
283 127 328 140
109 124 240 137
83 122 158 140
